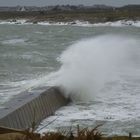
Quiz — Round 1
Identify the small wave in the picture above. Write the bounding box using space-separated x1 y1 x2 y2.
92 20 140 27
0 19 31 25
47 35 140 101
35 31 43 34
19 51 47 63
2 38 28 45
38 21 70 26
20 54 45 62
36 20 140 27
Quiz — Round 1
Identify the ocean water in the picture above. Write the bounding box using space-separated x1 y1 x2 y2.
0 23 140 136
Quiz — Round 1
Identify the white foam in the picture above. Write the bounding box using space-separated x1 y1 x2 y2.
0 19 31 25
38 21 70 26
0 19 140 27
92 20 140 27
0 74 49 103
37 20 140 27
2 38 27 45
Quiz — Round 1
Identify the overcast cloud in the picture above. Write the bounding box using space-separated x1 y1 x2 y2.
0 0 140 7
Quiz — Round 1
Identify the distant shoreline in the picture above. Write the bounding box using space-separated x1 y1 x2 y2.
0 5 140 24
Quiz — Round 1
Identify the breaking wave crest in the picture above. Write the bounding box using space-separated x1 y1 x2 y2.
48 35 140 101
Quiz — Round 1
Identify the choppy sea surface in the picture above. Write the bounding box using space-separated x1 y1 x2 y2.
0 22 140 136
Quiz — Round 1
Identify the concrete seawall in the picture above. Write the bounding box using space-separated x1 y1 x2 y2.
0 86 69 129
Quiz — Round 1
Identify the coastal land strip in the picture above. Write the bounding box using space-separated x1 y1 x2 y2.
0 5 140 23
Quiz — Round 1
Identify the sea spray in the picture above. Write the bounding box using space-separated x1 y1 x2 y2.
47 35 140 101
5 35 138 102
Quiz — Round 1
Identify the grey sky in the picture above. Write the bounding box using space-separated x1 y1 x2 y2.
0 0 140 7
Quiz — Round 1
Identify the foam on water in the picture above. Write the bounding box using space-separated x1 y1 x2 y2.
0 19 31 25
0 74 50 105
0 19 140 27
38 21 70 26
37 20 140 27
2 38 28 45
92 20 140 27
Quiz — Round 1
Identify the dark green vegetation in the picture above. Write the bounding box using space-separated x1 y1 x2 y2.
0 5 140 23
